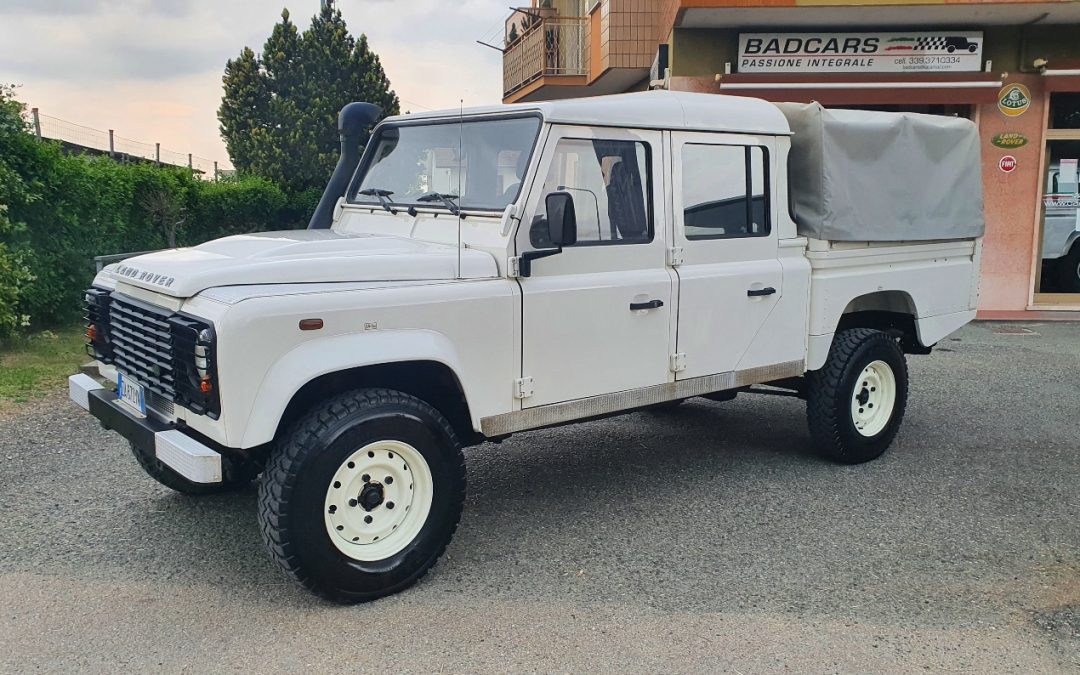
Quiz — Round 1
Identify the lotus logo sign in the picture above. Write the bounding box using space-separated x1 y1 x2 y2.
997 84 1031 118
738 31 983 74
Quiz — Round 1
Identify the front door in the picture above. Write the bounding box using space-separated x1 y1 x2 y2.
516 125 672 407
671 132 783 379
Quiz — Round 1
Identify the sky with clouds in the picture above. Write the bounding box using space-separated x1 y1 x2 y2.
0 0 509 168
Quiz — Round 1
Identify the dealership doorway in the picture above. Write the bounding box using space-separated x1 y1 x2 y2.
1035 92 1080 303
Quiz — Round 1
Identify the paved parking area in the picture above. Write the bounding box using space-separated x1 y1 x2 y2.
1 322 1078 673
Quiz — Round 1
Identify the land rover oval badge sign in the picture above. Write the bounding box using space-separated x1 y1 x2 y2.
991 132 1028 149
998 84 1031 117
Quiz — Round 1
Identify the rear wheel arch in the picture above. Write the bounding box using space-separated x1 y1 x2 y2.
835 291 926 354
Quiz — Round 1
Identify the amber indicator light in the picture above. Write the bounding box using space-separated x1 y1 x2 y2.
299 318 324 331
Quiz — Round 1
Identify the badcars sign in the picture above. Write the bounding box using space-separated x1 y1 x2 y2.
739 32 983 74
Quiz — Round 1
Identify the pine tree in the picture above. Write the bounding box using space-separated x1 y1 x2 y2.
218 2 400 191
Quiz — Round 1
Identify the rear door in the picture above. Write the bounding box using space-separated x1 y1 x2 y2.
671 132 783 379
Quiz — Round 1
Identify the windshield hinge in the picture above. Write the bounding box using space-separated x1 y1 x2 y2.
507 256 522 279
669 353 686 373
667 246 684 267
513 376 534 399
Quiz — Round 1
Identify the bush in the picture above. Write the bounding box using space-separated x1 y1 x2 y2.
0 86 312 334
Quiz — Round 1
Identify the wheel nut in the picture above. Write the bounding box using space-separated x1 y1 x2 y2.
362 474 370 482
364 515 373 524
348 499 358 507
386 501 395 510
385 476 394 485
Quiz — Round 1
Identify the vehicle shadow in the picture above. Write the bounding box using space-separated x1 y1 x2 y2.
19 394 890 612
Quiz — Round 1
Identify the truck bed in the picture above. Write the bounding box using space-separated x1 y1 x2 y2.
803 237 981 368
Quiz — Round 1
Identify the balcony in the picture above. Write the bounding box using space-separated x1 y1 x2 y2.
503 16 590 100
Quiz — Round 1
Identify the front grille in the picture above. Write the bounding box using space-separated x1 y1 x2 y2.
90 289 221 419
108 295 178 401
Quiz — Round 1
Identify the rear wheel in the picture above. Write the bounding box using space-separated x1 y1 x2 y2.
806 328 909 464
258 388 465 603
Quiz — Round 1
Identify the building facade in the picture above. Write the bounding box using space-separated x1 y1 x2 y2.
501 0 1080 316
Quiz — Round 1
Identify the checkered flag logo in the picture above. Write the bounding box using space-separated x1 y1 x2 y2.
916 37 949 50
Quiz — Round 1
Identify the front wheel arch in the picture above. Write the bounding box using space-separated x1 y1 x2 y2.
273 361 479 448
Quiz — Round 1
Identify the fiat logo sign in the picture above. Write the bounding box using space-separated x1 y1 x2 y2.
998 155 1017 173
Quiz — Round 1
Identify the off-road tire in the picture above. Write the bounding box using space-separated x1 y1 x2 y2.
258 388 465 604
129 441 251 496
806 328 909 464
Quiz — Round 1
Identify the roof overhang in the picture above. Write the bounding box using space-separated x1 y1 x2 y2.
677 2 1080 29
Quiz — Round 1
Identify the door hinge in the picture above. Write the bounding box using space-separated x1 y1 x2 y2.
669 353 686 373
507 256 522 279
513 376 534 399
667 246 684 267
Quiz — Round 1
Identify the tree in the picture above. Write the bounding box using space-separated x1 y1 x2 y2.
218 2 400 191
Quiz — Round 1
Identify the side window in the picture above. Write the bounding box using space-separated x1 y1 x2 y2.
682 144 770 240
530 138 651 248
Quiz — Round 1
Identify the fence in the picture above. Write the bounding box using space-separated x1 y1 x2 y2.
30 108 230 180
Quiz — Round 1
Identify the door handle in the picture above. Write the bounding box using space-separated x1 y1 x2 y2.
747 287 776 297
629 299 664 311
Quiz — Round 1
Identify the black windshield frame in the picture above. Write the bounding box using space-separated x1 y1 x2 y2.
346 112 544 214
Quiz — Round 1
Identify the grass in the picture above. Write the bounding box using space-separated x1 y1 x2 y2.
0 326 88 406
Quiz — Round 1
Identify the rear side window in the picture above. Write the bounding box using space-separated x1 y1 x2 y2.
681 144 770 240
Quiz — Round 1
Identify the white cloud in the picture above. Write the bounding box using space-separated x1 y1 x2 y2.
0 0 508 169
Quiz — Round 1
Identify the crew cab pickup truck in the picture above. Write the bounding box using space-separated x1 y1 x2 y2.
69 91 983 603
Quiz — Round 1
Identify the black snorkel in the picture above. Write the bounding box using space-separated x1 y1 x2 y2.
308 102 383 230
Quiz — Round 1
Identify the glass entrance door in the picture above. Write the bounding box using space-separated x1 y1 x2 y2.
1035 93 1080 303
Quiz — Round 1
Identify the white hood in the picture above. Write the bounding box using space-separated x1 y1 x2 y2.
103 230 499 298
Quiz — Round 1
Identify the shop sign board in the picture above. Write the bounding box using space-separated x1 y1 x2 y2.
999 155 1018 173
997 84 1031 117
991 132 1028 149
738 31 983 74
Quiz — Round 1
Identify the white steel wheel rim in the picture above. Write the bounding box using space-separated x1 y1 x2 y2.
323 440 434 562
850 360 897 437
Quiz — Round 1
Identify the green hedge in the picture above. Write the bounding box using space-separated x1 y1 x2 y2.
0 87 313 335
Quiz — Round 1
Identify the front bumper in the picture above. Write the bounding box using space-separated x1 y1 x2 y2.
68 374 222 484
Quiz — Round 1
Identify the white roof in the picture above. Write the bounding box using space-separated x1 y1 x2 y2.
388 90 791 136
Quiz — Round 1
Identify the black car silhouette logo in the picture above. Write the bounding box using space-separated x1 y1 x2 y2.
944 37 978 53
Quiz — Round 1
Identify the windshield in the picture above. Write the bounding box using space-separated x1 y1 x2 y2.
350 115 542 212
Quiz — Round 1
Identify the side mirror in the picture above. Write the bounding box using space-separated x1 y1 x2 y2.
545 192 578 247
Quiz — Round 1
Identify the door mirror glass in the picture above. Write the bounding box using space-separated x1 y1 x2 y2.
545 191 578 247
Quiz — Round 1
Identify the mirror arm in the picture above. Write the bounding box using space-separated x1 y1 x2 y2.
518 248 562 277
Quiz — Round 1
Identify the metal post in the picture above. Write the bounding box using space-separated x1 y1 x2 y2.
31 107 41 139
108 129 115 157
213 161 219 181
187 153 193 169
155 142 160 165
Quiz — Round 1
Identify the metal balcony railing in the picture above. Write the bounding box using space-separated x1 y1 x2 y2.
503 17 589 98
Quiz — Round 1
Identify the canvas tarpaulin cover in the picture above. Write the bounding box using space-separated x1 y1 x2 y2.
776 102 985 242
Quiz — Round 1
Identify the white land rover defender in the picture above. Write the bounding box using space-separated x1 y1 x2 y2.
69 92 984 603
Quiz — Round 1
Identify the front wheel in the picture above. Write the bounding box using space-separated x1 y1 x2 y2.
806 328 909 464
258 388 465 603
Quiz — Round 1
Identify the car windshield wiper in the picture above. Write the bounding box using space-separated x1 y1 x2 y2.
416 191 461 217
358 188 399 215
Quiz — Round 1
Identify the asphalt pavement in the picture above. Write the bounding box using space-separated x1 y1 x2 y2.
1 321 1078 673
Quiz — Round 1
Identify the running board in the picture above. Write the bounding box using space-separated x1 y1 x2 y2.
480 360 804 437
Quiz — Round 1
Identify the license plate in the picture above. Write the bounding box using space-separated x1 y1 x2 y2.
117 373 146 416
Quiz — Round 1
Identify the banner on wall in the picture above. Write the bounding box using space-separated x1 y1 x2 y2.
738 31 984 74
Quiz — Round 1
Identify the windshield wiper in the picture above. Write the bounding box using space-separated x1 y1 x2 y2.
358 188 399 215
417 191 461 217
